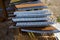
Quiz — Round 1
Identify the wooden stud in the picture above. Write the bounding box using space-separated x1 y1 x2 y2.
0 0 8 21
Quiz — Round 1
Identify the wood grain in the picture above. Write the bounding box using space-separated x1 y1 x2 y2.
15 3 46 8
0 0 8 22
22 26 57 31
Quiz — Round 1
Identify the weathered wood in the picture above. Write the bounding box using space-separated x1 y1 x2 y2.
21 29 60 33
17 6 47 10
15 3 46 8
10 0 37 4
21 26 57 31
0 17 5 22
15 3 47 10
0 0 8 19
0 0 8 22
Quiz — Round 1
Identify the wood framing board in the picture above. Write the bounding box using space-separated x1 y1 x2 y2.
21 24 60 33
10 0 20 3
21 26 57 31
9 25 60 33
15 3 46 8
9 26 56 31
21 29 60 33
17 6 47 10
0 0 7 21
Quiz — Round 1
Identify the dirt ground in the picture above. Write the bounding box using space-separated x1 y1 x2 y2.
43 0 60 17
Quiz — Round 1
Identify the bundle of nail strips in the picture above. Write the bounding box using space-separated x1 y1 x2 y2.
12 9 54 27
